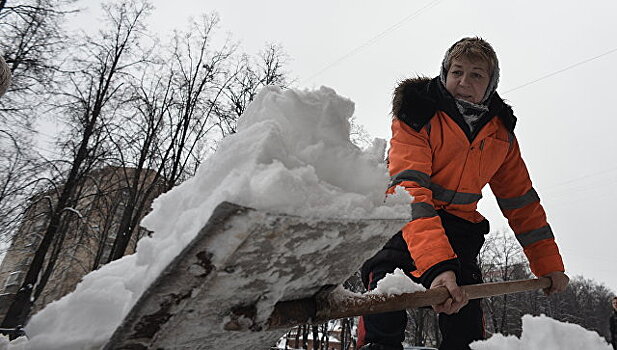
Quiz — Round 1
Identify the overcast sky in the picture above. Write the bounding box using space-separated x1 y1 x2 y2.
72 1 617 293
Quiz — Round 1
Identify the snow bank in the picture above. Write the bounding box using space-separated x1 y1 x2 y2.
18 86 410 349
470 314 611 350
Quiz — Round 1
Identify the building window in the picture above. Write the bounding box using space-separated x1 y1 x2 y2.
4 271 23 288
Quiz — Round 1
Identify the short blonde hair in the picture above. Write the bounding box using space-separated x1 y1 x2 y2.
444 37 497 75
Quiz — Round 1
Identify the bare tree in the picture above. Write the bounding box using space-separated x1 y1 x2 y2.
0 132 40 249
476 230 615 340
214 43 289 136
94 66 169 266
0 0 75 129
0 0 152 334
540 276 613 340
157 13 238 189
100 13 293 264
477 229 531 336
0 0 74 256
103 12 237 262
1 0 294 336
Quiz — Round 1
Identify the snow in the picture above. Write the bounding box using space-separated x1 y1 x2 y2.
12 86 410 349
1 335 26 350
470 314 611 349
369 268 425 296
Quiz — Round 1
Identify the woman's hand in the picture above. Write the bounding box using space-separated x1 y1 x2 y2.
430 270 468 314
542 271 569 295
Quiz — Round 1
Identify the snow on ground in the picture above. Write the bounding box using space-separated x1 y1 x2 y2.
470 314 611 350
13 86 410 349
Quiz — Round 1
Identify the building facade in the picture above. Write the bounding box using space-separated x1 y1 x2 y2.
0 166 163 319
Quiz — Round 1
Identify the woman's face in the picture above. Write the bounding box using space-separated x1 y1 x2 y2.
445 57 491 104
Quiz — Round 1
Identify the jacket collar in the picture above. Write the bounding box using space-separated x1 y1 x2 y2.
392 76 517 134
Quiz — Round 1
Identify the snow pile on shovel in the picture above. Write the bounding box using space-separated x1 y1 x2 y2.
470 314 611 349
16 86 410 349
370 268 425 295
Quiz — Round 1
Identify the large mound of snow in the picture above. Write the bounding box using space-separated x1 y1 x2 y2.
470 314 611 350
17 86 410 349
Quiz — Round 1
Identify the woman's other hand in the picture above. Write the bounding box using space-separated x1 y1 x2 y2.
542 271 569 295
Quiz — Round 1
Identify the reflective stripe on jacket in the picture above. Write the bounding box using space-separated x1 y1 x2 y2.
388 76 564 279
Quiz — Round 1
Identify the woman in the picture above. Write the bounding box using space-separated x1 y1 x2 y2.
358 37 569 350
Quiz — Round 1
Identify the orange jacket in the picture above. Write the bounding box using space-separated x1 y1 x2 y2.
388 77 564 280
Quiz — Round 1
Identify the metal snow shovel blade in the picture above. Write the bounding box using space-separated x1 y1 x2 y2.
266 277 551 329
103 201 408 350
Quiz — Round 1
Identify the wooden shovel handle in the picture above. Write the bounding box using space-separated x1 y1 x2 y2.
404 277 552 309
462 276 551 301
266 277 551 329
317 277 552 322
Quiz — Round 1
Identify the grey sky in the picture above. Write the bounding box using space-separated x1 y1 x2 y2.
72 1 617 292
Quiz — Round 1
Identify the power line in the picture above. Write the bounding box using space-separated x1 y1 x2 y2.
503 46 617 95
301 0 445 84
543 165 617 192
